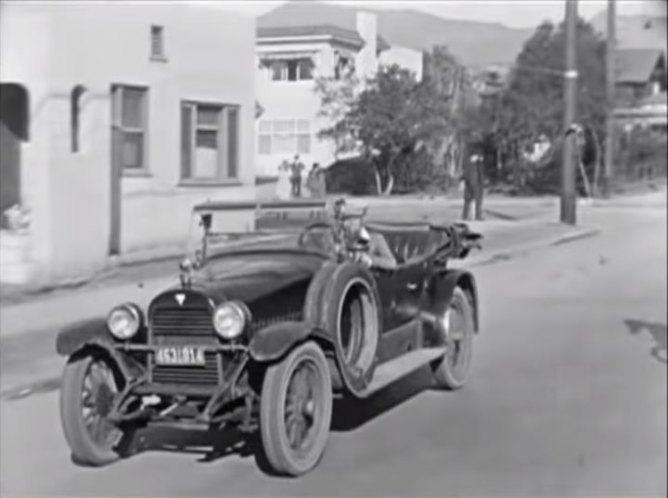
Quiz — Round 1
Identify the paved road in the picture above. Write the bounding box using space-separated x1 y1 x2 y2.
1 198 666 496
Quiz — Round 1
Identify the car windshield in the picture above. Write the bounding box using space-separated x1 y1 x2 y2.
181 198 373 269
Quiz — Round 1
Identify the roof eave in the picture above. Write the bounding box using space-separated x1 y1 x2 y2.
257 34 364 50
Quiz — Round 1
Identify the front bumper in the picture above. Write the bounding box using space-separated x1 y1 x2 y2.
107 343 255 429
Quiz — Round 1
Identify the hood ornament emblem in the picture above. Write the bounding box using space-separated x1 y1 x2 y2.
175 293 186 306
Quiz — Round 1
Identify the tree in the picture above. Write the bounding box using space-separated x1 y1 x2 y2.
493 18 606 192
317 64 451 195
421 46 478 183
313 71 360 157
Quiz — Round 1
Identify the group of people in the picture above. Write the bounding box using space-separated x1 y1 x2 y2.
272 151 484 219
276 155 326 199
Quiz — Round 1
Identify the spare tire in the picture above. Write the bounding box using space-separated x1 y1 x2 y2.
305 261 381 396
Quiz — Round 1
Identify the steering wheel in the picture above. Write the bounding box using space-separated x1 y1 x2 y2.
297 221 340 254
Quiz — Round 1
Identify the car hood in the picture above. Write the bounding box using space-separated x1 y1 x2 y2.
174 249 328 304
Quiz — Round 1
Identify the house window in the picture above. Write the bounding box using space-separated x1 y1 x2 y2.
334 53 355 80
150 25 166 60
181 102 240 181
70 85 86 153
112 85 148 173
258 119 311 155
269 58 314 81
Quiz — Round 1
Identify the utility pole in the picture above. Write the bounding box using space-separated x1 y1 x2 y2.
561 0 578 225
603 0 616 198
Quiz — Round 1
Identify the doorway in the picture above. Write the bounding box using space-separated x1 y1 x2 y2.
0 83 29 229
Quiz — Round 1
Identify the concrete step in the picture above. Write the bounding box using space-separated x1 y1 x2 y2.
0 232 32 284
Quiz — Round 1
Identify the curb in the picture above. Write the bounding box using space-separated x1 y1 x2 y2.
458 225 602 269
0 233 290 306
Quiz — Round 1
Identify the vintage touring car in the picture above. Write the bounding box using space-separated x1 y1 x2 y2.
56 199 482 476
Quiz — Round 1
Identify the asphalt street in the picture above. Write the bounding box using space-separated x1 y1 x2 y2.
0 196 666 496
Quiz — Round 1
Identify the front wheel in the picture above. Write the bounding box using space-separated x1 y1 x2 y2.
259 341 333 476
432 287 475 390
60 353 130 466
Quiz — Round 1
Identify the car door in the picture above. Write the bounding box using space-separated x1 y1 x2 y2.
370 266 399 332
393 259 429 326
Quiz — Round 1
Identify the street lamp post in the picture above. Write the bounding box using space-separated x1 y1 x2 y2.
561 0 578 225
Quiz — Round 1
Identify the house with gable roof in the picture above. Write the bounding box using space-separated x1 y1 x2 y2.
254 10 424 177
614 48 667 131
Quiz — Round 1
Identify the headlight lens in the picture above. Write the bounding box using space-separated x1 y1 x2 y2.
107 303 141 340
213 301 246 340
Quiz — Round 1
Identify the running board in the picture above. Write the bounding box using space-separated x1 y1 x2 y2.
358 347 446 398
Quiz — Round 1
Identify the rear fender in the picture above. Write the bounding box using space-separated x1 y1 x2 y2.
248 321 333 363
430 270 479 332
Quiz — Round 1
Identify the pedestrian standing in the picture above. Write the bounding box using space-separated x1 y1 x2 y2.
317 164 327 198
462 150 484 221
290 154 305 198
276 159 292 200
307 162 326 198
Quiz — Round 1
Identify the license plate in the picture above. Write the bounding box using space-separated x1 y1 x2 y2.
155 346 206 366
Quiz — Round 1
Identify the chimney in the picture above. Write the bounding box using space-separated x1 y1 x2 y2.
355 11 378 79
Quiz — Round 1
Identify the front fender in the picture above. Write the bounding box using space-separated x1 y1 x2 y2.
55 318 145 380
56 318 111 356
430 269 479 332
248 321 331 362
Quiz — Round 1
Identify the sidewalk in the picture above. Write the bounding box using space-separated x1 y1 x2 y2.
0 215 600 341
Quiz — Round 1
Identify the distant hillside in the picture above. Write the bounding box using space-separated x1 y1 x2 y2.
258 1 533 70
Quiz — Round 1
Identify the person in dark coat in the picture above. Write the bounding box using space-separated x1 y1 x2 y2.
290 154 305 198
461 149 485 221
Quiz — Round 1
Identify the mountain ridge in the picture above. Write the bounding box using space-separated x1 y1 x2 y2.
258 1 533 70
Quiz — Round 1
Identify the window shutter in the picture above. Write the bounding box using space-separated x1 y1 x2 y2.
181 104 192 178
227 107 239 178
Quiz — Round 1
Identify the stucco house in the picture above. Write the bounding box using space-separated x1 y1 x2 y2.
0 2 257 285
254 11 424 177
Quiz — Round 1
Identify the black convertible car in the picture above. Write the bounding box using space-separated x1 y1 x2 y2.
56 199 482 476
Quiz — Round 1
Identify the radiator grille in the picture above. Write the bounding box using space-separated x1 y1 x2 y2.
152 307 214 338
150 305 220 386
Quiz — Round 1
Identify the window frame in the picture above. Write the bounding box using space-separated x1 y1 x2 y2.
180 100 241 186
269 58 315 82
150 25 167 62
111 84 150 176
257 119 311 156
70 85 86 154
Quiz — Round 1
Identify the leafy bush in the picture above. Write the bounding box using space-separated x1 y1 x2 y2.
619 128 667 181
324 157 377 196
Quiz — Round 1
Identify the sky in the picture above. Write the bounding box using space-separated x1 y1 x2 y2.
198 0 667 29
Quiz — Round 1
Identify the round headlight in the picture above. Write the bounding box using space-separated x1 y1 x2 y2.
213 301 246 340
107 304 141 340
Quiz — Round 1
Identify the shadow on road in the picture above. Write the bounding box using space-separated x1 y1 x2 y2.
625 319 667 364
331 366 432 431
112 366 436 476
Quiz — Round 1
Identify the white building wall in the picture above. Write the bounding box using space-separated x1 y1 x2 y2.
255 12 427 180
255 41 340 176
0 2 257 284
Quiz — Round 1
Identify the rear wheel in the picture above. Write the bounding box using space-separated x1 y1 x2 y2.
259 341 333 476
432 287 474 390
60 353 131 466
